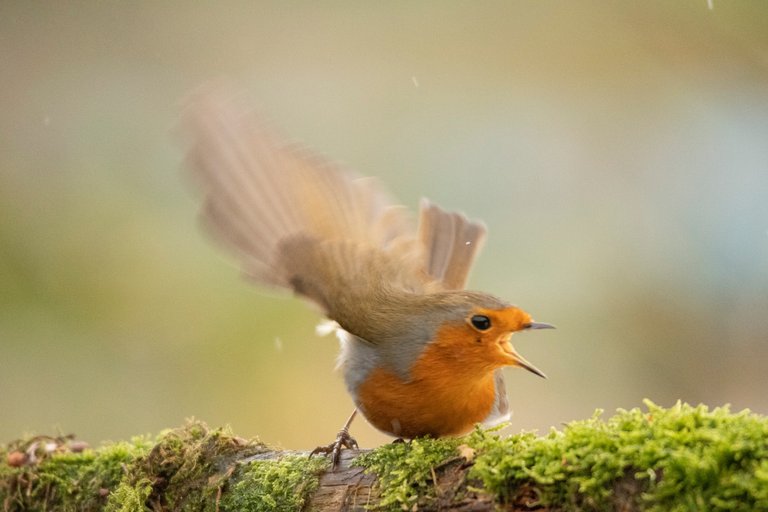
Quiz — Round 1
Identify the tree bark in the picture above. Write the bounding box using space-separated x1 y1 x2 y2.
307 450 381 511
306 449 498 511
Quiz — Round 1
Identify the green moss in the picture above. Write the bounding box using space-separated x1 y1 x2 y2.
120 420 268 511
0 421 267 512
219 455 328 511
354 437 463 509
0 437 151 512
469 400 768 511
104 478 153 512
355 401 768 511
5 404 768 511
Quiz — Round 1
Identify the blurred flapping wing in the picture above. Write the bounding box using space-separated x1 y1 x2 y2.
181 85 486 317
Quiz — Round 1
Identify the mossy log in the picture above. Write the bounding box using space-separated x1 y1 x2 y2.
2 401 768 511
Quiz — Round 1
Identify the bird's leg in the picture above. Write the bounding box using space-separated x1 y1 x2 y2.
310 408 359 469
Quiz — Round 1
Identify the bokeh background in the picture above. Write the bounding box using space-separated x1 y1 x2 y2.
2 2 767 450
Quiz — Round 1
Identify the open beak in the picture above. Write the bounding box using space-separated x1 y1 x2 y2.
501 343 547 379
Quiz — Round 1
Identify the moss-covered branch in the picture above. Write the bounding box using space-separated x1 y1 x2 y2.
2 401 768 511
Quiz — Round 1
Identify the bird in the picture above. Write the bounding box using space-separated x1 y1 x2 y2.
180 84 554 467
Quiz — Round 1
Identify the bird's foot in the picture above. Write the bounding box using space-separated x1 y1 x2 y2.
310 427 359 469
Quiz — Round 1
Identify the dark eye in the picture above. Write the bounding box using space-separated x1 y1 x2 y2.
470 315 491 331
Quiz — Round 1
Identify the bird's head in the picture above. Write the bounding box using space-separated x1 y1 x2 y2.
425 295 554 378
462 306 553 377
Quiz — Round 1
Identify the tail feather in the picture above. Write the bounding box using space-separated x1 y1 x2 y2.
418 199 487 290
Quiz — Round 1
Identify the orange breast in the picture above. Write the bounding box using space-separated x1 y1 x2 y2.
355 334 497 438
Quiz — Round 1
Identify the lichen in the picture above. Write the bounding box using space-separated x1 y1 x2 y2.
219 455 328 511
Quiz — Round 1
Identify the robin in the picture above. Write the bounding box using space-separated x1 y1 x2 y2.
181 85 554 466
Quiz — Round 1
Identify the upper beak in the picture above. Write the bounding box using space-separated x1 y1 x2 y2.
524 322 556 330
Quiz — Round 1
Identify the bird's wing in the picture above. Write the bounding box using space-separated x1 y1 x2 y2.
417 199 487 291
181 85 427 310
181 84 486 320
482 369 511 427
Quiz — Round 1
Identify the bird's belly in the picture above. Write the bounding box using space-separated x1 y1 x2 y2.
355 366 496 439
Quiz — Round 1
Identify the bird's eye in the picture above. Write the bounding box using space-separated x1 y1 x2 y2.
470 315 491 331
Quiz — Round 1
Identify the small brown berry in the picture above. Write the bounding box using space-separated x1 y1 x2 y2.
7 451 27 467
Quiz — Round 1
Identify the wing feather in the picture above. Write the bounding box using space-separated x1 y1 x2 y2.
181 84 487 318
482 369 511 427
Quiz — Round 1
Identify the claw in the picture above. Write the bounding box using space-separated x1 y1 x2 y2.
310 427 358 469
310 409 359 469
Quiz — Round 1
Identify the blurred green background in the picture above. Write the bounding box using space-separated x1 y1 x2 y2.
2 2 767 451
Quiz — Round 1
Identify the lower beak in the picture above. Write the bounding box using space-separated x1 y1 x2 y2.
502 343 547 379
